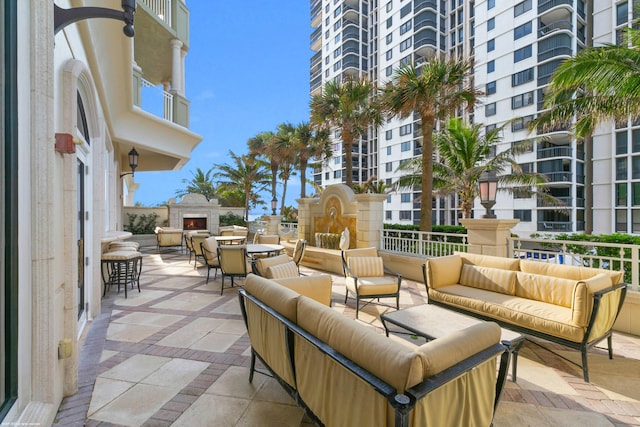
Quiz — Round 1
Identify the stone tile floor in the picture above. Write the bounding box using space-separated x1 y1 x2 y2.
54 248 640 426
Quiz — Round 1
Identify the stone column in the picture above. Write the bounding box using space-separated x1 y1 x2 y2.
459 218 520 258
296 198 314 244
123 178 139 207
354 194 387 249
170 39 183 95
265 215 282 235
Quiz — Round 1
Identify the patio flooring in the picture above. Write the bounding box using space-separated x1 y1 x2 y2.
55 248 640 426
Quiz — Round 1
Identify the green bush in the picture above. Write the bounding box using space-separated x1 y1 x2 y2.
219 212 246 227
124 213 159 234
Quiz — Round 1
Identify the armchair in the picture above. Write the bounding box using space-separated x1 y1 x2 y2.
341 247 402 319
201 237 220 283
190 233 210 269
217 245 248 295
291 239 307 273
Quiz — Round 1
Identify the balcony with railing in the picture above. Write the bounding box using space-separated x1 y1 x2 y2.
539 19 572 37
538 33 573 62
538 0 573 15
537 146 572 159
414 0 438 13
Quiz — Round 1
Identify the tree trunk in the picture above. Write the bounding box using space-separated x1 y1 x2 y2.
421 116 435 232
300 160 307 198
344 134 353 187
281 175 288 215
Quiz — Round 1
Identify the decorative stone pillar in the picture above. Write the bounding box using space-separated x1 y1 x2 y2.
123 178 139 207
170 39 183 95
296 198 314 244
265 215 282 235
353 193 387 249
459 218 520 258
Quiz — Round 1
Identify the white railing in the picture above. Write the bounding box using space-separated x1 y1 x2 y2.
381 229 468 258
139 0 172 26
508 237 639 292
140 78 173 122
280 222 299 239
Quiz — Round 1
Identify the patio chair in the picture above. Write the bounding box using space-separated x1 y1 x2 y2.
341 247 402 319
217 244 248 295
190 233 210 269
201 236 220 283
291 239 307 274
253 233 281 244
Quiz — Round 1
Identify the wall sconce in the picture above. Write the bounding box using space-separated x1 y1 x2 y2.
54 0 136 37
271 197 278 216
120 148 139 178
478 170 498 219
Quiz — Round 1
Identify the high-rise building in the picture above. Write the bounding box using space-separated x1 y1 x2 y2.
310 0 639 236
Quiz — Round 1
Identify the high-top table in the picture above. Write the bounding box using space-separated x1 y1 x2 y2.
381 304 524 382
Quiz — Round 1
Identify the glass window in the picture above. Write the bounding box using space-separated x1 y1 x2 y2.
514 45 532 62
617 2 628 26
386 33 393 45
633 210 640 234
486 81 496 94
386 146 392 155
512 67 534 86
401 193 411 202
633 183 640 206
386 65 393 76
399 124 412 135
511 91 534 109
514 0 532 17
385 210 392 220
487 60 495 73
514 21 532 40
386 16 393 28
485 102 496 116
617 131 628 154
488 17 495 31
334 170 342 178
400 38 412 51
386 130 393 140
617 157 628 180
386 162 393 172
401 141 411 151
633 156 640 179
487 39 495 52
514 210 532 221
334 157 340 165
616 209 627 232
386 49 393 60
386 1 393 12
400 21 412 35
400 210 412 220
488 0 495 9
633 129 640 152
617 183 628 206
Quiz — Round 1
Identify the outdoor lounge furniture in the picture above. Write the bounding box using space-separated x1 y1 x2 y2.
201 236 220 283
238 274 510 427
217 244 248 295
154 227 183 252
423 252 628 382
341 247 402 318
185 230 210 264
101 250 142 298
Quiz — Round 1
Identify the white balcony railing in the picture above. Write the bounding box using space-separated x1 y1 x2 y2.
139 0 172 26
140 78 173 122
381 229 469 258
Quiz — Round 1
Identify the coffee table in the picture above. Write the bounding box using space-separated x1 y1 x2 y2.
381 304 524 382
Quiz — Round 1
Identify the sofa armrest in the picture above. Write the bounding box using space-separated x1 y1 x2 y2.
272 275 333 306
585 283 628 343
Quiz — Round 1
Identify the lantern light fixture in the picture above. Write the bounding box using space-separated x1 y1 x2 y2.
478 170 498 219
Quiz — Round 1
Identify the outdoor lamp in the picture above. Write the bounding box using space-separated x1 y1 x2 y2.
120 148 139 178
271 197 278 216
54 0 136 37
478 170 498 219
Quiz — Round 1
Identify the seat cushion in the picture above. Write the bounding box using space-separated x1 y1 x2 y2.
266 261 299 279
345 277 398 296
459 264 516 295
348 256 384 277
458 252 521 271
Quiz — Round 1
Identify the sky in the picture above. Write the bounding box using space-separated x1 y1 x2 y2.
133 1 312 216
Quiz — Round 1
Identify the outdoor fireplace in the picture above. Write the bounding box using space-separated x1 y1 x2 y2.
183 216 207 231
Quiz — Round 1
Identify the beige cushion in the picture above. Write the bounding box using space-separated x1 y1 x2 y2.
101 250 142 261
266 261 299 279
424 255 462 289
515 272 577 308
345 277 399 296
459 264 516 295
244 274 299 322
202 236 218 252
348 256 384 277
273 274 332 306
254 254 290 277
519 259 623 284
458 252 520 271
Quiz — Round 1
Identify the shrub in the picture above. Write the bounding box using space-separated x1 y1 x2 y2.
124 213 159 234
219 212 246 227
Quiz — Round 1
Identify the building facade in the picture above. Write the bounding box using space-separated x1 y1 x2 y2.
1 0 201 424
310 0 638 236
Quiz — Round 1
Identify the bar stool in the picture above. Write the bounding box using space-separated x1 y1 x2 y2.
101 250 142 298
108 241 140 252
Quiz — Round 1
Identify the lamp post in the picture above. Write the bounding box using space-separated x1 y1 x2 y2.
54 0 136 37
271 197 278 216
478 170 498 218
120 148 139 178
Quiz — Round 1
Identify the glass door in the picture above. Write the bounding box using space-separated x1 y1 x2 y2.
77 160 85 319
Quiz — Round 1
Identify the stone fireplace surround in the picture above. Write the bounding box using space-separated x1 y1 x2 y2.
168 193 220 233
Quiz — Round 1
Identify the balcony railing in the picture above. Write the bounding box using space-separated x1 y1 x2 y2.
140 78 173 122
139 0 172 26
537 146 572 159
538 0 572 15
382 229 468 257
544 171 573 183
539 20 572 37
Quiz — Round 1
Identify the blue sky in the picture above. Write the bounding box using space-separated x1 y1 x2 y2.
134 1 312 215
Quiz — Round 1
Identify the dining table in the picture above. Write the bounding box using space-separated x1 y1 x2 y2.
214 235 246 244
246 244 285 257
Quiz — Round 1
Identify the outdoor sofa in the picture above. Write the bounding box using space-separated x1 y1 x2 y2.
423 252 628 382
238 273 510 427
154 227 183 251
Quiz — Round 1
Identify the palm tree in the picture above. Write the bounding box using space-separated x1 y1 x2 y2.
293 122 332 198
274 123 297 214
382 58 479 231
176 167 216 201
248 131 284 213
310 77 383 187
534 27 640 137
213 151 270 221
395 118 559 219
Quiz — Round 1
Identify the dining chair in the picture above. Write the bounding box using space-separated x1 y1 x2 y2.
201 236 220 283
217 245 248 295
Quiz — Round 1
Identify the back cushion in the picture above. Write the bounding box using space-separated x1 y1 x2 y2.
425 255 462 289
245 274 299 322
458 252 520 271
519 260 622 284
266 261 299 279
255 254 290 277
202 237 218 253
515 272 577 307
348 256 384 277
459 264 517 295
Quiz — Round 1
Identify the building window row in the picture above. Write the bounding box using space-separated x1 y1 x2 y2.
512 91 534 109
